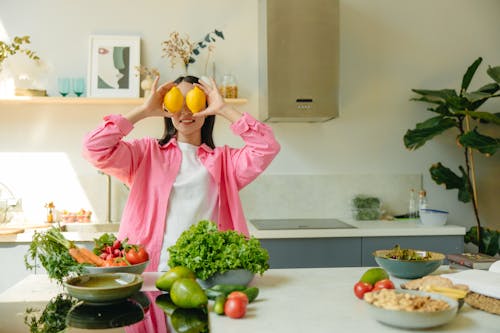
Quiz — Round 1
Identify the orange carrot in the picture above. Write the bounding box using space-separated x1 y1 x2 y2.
78 247 105 267
69 247 88 264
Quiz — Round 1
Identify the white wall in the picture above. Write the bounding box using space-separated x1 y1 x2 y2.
0 0 499 230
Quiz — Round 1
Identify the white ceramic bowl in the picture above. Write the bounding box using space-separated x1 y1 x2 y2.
419 209 448 226
84 260 149 275
364 289 458 329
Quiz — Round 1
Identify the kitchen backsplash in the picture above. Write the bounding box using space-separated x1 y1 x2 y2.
240 174 422 220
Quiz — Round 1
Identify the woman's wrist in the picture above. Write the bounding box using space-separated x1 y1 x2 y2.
217 104 243 123
125 105 147 124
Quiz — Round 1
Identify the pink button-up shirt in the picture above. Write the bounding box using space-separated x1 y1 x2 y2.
82 112 280 271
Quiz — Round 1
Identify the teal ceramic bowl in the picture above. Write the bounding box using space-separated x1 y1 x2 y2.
64 273 143 303
373 250 444 279
198 269 255 289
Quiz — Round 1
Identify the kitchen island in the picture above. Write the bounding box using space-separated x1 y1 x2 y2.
0 267 497 332
0 220 466 293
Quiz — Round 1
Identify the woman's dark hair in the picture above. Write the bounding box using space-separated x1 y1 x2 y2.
158 75 215 148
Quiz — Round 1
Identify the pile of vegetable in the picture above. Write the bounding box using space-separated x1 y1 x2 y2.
167 220 269 280
24 228 149 284
353 267 395 300
155 265 259 321
383 244 431 260
93 233 149 266
24 227 99 283
352 195 382 220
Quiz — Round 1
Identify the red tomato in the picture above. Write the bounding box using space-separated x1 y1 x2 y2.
227 291 249 306
125 246 149 265
224 297 247 319
373 279 395 291
353 281 373 299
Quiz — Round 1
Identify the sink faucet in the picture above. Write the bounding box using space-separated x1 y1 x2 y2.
0 182 22 223
97 171 112 223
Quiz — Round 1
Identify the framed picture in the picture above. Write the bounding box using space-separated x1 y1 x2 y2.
87 35 140 98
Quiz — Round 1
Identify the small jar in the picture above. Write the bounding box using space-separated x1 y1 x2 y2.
220 74 238 98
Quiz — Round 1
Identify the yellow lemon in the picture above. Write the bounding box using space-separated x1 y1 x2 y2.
185 86 206 113
164 86 184 113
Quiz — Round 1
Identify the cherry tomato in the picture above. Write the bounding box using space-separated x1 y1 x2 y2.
125 246 149 265
373 279 395 291
224 297 247 319
227 291 249 306
353 281 373 299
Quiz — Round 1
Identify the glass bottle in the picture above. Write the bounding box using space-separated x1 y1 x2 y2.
408 189 418 219
418 190 428 211
220 73 238 98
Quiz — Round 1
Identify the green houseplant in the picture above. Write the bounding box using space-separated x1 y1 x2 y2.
404 57 500 256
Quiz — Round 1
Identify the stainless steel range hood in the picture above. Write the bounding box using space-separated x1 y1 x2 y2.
258 0 339 122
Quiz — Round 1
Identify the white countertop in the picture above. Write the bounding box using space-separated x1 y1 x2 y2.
248 219 466 239
1 267 497 332
0 219 465 243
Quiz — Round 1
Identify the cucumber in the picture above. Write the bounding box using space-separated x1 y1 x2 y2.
213 295 226 315
242 287 259 303
205 284 247 300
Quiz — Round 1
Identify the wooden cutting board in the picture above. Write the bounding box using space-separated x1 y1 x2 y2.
0 227 25 235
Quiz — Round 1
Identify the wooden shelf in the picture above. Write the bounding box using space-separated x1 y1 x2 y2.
0 96 248 105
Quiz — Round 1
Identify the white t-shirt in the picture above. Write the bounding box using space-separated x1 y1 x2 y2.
157 142 218 271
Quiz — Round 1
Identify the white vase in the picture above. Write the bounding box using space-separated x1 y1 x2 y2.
140 75 154 98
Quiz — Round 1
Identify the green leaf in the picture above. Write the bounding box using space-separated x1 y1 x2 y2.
403 117 457 150
411 89 459 104
481 228 500 256
461 57 482 93
459 128 499 156
214 30 224 39
454 110 500 125
475 82 500 95
429 163 471 203
487 65 500 84
465 227 500 255
463 91 493 103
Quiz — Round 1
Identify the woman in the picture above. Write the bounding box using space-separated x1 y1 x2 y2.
82 75 280 271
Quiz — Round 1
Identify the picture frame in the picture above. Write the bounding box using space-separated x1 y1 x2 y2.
87 35 140 98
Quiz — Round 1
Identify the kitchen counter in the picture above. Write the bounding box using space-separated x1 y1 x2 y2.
0 267 498 332
248 219 466 238
0 219 465 243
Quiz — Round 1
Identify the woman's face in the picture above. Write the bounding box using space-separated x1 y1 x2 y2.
171 81 206 143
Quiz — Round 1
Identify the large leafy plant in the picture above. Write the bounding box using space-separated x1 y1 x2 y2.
404 57 500 255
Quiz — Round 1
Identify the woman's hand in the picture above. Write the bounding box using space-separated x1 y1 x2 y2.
193 77 243 123
143 76 176 117
125 76 177 123
192 77 226 118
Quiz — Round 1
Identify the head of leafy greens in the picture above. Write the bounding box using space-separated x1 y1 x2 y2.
167 220 269 280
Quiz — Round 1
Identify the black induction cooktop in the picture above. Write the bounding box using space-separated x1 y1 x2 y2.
250 218 356 230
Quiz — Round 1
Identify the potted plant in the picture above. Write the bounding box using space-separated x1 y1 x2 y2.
404 57 499 256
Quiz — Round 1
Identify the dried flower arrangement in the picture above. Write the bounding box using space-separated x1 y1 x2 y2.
162 29 224 74
135 65 160 78
0 35 40 70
